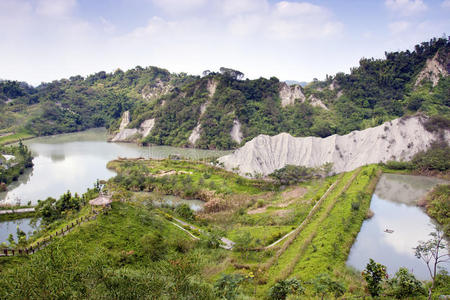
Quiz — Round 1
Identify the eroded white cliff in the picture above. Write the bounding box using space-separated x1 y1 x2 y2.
219 115 448 176
111 111 155 142
279 83 305 107
415 52 448 87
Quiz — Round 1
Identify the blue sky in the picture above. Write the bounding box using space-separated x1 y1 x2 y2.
0 0 449 85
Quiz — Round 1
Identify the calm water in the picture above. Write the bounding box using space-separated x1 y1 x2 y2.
347 173 449 280
0 128 228 205
0 218 41 244
134 192 205 212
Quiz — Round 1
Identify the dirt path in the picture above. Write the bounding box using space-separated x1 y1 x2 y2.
265 177 343 249
0 207 35 215
171 216 235 250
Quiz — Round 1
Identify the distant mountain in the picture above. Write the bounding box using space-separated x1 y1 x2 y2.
0 37 448 150
284 80 308 87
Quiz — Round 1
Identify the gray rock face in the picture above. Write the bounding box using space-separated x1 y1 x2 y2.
308 95 328 110
415 52 448 87
230 119 243 144
188 79 217 145
279 82 305 107
218 115 448 176
111 111 155 142
141 78 172 100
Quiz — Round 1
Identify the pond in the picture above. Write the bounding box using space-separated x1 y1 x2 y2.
0 128 228 206
0 218 41 245
346 173 449 280
134 192 205 212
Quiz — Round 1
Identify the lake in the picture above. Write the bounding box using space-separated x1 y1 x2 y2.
0 218 41 244
346 173 449 280
0 128 228 206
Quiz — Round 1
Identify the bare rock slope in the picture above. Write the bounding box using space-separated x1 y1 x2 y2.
110 111 155 142
218 115 448 176
415 52 448 87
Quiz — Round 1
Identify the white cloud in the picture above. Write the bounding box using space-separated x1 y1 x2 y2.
36 0 77 18
221 1 343 40
442 0 450 8
100 17 116 34
151 0 207 14
274 1 327 17
385 0 427 16
228 14 263 36
389 21 411 34
221 0 268 16
268 1 342 40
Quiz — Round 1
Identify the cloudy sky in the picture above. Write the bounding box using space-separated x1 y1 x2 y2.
1 0 449 85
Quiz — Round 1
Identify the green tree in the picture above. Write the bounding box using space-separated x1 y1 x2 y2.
388 267 425 299
362 258 388 297
414 227 450 300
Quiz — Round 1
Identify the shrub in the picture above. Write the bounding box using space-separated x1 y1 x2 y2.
388 267 425 299
174 203 194 221
384 160 414 170
214 274 244 300
362 259 388 297
269 278 304 300
351 201 360 211
411 141 450 171
140 232 167 261
312 273 346 299
423 115 450 132
269 165 316 185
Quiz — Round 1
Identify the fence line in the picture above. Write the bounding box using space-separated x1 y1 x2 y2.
0 212 100 257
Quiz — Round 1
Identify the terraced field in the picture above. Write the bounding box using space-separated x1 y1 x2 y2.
255 166 381 296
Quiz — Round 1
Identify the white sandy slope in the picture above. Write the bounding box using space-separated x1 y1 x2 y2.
111 111 155 142
218 115 449 176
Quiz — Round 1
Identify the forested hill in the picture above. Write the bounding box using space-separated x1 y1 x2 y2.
0 37 449 149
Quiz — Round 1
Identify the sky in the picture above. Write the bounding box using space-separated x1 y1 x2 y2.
0 0 449 86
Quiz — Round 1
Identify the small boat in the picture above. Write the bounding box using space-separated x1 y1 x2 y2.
384 229 394 234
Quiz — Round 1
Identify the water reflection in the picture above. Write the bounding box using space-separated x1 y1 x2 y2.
0 218 41 244
0 128 229 205
346 174 449 280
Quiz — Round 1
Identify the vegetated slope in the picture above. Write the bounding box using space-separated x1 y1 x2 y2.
0 38 448 149
218 115 450 176
0 202 219 299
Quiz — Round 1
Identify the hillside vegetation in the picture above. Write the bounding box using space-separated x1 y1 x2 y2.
0 37 448 149
3 158 448 299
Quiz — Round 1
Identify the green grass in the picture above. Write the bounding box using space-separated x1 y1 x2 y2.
292 166 380 280
0 130 34 145
227 225 294 248
108 158 271 197
0 201 223 299
0 211 37 222
253 167 382 297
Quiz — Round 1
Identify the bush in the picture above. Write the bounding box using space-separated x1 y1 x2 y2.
269 278 304 300
174 203 194 221
312 273 346 299
362 259 388 297
269 165 316 185
388 267 425 299
140 232 167 261
351 201 360 211
384 160 414 170
214 274 244 300
423 115 450 132
411 141 450 171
